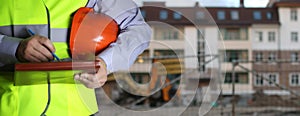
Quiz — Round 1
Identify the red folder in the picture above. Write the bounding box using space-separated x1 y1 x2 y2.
14 61 101 86
15 61 101 71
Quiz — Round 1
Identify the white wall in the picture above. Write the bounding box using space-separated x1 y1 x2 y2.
184 26 198 69
251 24 280 50
205 26 220 69
279 8 300 50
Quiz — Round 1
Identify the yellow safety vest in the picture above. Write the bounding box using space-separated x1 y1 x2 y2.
0 0 98 115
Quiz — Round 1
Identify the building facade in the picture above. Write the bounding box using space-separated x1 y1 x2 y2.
125 0 300 100
253 0 300 95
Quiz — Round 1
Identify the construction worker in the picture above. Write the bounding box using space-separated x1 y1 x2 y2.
0 0 151 115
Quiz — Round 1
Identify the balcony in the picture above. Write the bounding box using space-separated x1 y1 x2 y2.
149 40 185 49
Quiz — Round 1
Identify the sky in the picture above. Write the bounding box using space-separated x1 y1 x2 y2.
133 0 270 7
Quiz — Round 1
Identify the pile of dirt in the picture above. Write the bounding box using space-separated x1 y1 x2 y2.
249 90 299 107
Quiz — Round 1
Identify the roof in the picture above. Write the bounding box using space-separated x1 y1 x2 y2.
271 0 300 7
140 5 279 26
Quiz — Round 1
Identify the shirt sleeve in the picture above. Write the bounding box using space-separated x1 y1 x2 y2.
95 0 152 72
0 35 22 67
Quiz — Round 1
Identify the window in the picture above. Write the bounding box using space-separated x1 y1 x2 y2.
266 12 272 20
253 11 262 20
268 52 276 62
196 11 205 20
291 9 298 21
290 73 300 86
163 31 179 40
255 31 263 42
224 50 248 62
255 52 263 62
226 28 239 40
254 73 264 86
154 26 184 40
173 12 181 20
224 72 248 84
217 11 225 20
268 73 278 86
291 52 299 62
160 10 168 20
291 32 298 42
141 10 146 18
231 10 239 20
154 50 184 57
254 73 279 86
220 28 248 40
268 31 275 42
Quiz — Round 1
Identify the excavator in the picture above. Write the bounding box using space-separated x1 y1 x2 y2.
103 58 184 107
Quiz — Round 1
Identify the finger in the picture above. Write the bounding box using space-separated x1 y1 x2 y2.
22 46 44 62
37 36 55 52
29 47 49 62
76 76 98 89
81 73 106 88
81 73 99 83
26 52 43 62
74 73 81 80
74 72 107 89
26 36 52 61
33 43 54 60
74 73 94 84
86 74 106 86
85 71 107 84
77 77 94 88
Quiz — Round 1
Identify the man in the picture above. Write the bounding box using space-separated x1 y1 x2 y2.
0 0 151 115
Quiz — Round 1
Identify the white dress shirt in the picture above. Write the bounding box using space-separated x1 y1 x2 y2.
0 0 151 72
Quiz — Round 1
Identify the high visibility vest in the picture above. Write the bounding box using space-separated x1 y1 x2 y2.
0 0 98 115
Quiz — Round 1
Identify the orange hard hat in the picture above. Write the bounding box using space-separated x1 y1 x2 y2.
70 7 119 59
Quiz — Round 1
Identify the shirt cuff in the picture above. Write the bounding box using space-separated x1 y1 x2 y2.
97 44 114 73
0 36 23 64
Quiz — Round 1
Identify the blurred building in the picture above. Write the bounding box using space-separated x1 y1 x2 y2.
134 0 300 97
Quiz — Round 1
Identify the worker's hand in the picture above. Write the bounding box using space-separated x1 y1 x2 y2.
74 58 108 89
16 35 55 62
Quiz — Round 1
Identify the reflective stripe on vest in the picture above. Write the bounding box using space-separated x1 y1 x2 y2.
0 0 99 115
0 25 67 42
